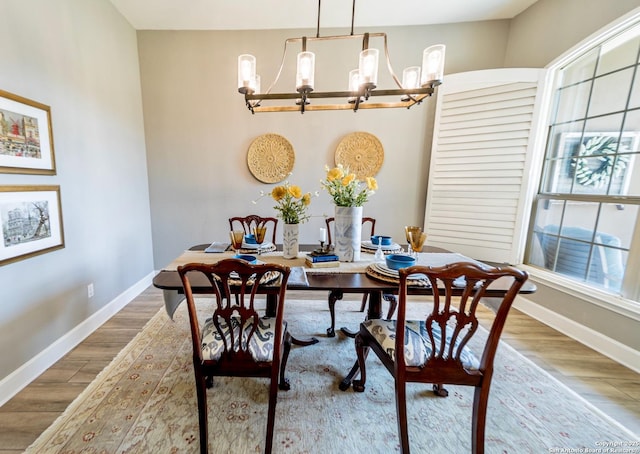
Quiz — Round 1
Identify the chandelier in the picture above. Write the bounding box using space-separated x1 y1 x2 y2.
236 0 445 114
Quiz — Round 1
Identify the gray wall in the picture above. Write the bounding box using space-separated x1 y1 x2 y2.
139 22 511 269
0 0 153 383
505 0 640 67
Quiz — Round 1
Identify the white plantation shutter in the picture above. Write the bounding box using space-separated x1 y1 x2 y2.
425 68 549 264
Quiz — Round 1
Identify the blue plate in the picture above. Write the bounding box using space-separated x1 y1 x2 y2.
234 254 257 264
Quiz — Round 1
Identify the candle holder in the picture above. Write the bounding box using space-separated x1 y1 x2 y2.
315 240 331 254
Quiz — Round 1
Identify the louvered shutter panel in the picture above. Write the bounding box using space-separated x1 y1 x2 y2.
425 68 548 264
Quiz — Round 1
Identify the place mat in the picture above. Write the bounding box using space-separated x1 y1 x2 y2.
164 250 377 274
366 262 430 287
365 253 493 287
361 240 402 254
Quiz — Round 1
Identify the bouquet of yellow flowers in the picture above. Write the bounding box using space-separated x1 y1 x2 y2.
254 181 313 224
321 164 378 207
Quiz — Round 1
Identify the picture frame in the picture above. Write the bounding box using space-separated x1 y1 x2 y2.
0 185 64 266
0 89 56 175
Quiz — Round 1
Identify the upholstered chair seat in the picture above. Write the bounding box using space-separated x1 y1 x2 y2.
362 319 480 369
201 316 284 362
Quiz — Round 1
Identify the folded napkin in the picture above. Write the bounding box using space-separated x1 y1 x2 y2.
288 266 309 287
204 242 230 253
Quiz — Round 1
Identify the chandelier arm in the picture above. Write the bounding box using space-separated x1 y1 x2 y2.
382 33 404 90
265 39 292 95
381 33 422 103
248 37 297 108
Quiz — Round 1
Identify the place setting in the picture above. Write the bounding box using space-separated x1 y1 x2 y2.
232 227 276 254
360 234 402 254
364 226 431 287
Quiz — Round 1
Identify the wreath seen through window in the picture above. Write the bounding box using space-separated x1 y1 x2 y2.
570 136 629 188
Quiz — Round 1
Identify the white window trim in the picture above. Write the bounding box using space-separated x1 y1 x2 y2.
519 264 640 322
523 6 640 308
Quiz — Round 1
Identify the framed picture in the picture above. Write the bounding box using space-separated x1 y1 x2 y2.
0 89 56 175
0 185 64 266
550 131 638 194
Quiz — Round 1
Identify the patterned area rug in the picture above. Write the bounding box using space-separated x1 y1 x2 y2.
27 298 637 453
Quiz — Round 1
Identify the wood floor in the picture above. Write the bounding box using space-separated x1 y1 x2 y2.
0 286 638 452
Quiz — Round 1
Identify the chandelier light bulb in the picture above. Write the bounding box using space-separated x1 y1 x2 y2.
402 66 421 89
421 44 446 86
359 48 379 87
237 54 256 93
348 69 362 103
296 51 315 92
349 69 360 91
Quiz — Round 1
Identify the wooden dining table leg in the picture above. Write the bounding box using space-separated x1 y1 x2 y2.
339 290 383 338
267 294 319 346
327 290 343 337
366 290 383 319
338 290 384 388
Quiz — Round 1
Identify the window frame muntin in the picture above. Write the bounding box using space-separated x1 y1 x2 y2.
524 9 640 303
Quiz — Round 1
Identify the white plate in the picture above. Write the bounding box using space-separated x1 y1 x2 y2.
241 241 274 249
361 240 401 251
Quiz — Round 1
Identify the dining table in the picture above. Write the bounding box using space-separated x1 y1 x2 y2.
153 242 535 332
153 242 536 390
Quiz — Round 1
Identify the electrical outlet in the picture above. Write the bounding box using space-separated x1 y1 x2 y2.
88 283 94 298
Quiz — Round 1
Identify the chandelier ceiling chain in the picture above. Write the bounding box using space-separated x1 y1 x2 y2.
237 0 445 114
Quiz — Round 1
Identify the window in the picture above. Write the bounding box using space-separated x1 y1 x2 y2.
526 23 640 298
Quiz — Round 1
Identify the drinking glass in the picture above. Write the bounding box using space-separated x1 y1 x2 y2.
252 225 267 255
404 225 421 255
229 230 244 255
408 231 427 257
374 236 384 261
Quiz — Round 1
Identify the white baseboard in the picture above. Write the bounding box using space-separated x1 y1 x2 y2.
0 272 155 407
514 295 640 374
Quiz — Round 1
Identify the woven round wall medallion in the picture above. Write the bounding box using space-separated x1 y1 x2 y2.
335 131 384 179
247 133 295 183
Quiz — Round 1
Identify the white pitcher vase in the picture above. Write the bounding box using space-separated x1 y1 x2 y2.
282 223 299 259
334 206 363 262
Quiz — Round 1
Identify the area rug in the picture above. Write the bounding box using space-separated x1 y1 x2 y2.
27 298 637 453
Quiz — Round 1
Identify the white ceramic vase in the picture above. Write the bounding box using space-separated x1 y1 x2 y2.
334 206 362 262
282 223 299 259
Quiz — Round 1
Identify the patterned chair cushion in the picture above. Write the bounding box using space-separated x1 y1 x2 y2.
362 319 480 369
201 316 281 362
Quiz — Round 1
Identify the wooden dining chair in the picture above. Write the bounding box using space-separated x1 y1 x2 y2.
351 262 528 453
177 259 292 454
229 215 279 244
324 216 397 337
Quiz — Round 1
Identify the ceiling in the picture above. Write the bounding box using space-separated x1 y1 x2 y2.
108 0 540 31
